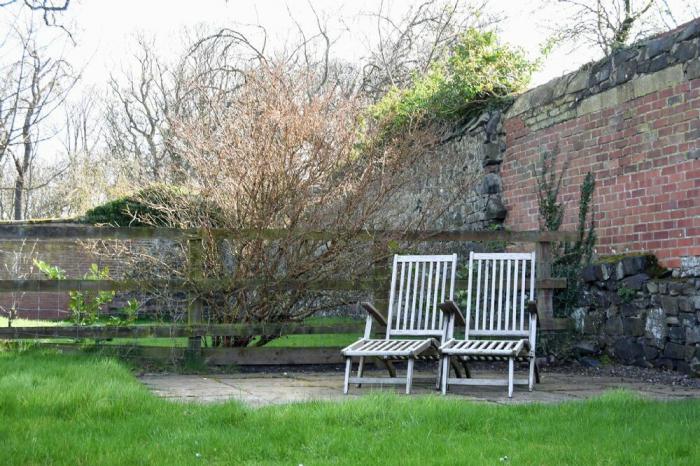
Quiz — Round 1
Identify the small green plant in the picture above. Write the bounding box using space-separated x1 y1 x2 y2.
535 149 597 316
600 354 613 365
33 260 66 280
617 285 636 303
108 299 140 326
536 149 567 232
34 260 138 326
68 264 115 326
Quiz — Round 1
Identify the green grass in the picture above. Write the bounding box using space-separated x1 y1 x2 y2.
4 315 363 348
0 350 698 465
0 316 69 327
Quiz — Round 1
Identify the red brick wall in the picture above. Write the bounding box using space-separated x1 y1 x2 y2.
502 78 700 268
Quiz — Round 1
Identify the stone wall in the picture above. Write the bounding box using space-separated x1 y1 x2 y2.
573 254 700 376
388 109 507 232
501 18 700 269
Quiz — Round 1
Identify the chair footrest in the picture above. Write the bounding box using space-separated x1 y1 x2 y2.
348 377 408 385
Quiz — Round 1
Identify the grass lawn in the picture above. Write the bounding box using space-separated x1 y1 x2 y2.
0 350 698 465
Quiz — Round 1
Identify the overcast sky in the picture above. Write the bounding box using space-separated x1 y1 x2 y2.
5 0 605 88
0 0 697 164
3 0 697 93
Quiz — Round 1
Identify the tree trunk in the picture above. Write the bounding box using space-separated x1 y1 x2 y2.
13 176 23 220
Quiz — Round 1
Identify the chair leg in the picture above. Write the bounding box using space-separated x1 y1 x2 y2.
528 356 535 392
450 359 464 378
405 357 415 395
508 357 514 398
343 357 352 395
435 357 442 390
441 355 450 395
357 356 365 388
461 359 471 378
535 361 541 384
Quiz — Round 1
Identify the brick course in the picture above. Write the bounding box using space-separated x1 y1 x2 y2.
501 19 700 270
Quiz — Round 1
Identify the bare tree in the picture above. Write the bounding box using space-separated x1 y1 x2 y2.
0 20 77 220
546 0 698 55
102 58 480 346
360 0 500 100
29 90 108 218
0 0 73 40
104 36 177 184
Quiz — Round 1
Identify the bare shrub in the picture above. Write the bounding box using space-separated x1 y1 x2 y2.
108 61 479 346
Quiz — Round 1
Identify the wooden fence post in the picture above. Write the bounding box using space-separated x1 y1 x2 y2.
186 234 205 364
371 239 389 318
535 240 554 326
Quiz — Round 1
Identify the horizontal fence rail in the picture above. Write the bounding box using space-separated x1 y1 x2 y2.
0 277 567 293
0 224 575 366
0 323 371 339
0 223 578 242
39 344 349 366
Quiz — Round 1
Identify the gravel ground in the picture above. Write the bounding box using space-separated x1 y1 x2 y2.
542 362 700 388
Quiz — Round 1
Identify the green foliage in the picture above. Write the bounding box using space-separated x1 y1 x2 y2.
552 172 597 316
32 259 66 280
537 150 566 232
108 299 140 326
535 148 597 316
67 264 114 326
617 285 636 304
371 28 536 134
81 184 223 227
35 260 138 326
1 351 699 465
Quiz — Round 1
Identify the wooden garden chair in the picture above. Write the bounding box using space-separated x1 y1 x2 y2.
439 252 538 398
341 254 458 395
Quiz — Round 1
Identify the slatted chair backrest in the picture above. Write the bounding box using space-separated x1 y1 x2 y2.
384 254 458 340
464 251 536 339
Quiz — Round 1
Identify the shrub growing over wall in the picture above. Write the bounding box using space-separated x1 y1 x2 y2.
371 28 535 134
81 184 224 227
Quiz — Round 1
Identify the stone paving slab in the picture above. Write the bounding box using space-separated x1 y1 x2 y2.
140 370 700 407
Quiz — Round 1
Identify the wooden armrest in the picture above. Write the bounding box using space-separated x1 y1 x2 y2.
527 300 538 316
360 302 388 327
438 300 466 326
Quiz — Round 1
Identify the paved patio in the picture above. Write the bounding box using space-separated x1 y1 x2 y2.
140 369 700 407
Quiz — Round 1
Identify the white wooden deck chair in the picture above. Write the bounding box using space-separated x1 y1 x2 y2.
439 252 538 398
341 254 458 395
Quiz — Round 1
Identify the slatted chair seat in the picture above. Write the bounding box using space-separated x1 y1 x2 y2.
441 339 529 357
341 254 458 395
343 338 436 357
438 251 539 398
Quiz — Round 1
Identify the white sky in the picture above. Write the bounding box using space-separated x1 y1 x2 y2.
5 0 697 96
0 0 697 162
54 0 602 88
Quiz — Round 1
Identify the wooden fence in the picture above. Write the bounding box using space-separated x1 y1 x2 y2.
0 224 574 366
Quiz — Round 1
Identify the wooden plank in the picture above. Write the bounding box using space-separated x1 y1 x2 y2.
0 224 577 243
186 237 205 359
37 343 185 360
0 322 372 339
348 377 407 385
203 346 345 365
0 277 389 293
37 343 347 366
446 378 529 386
0 224 194 240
